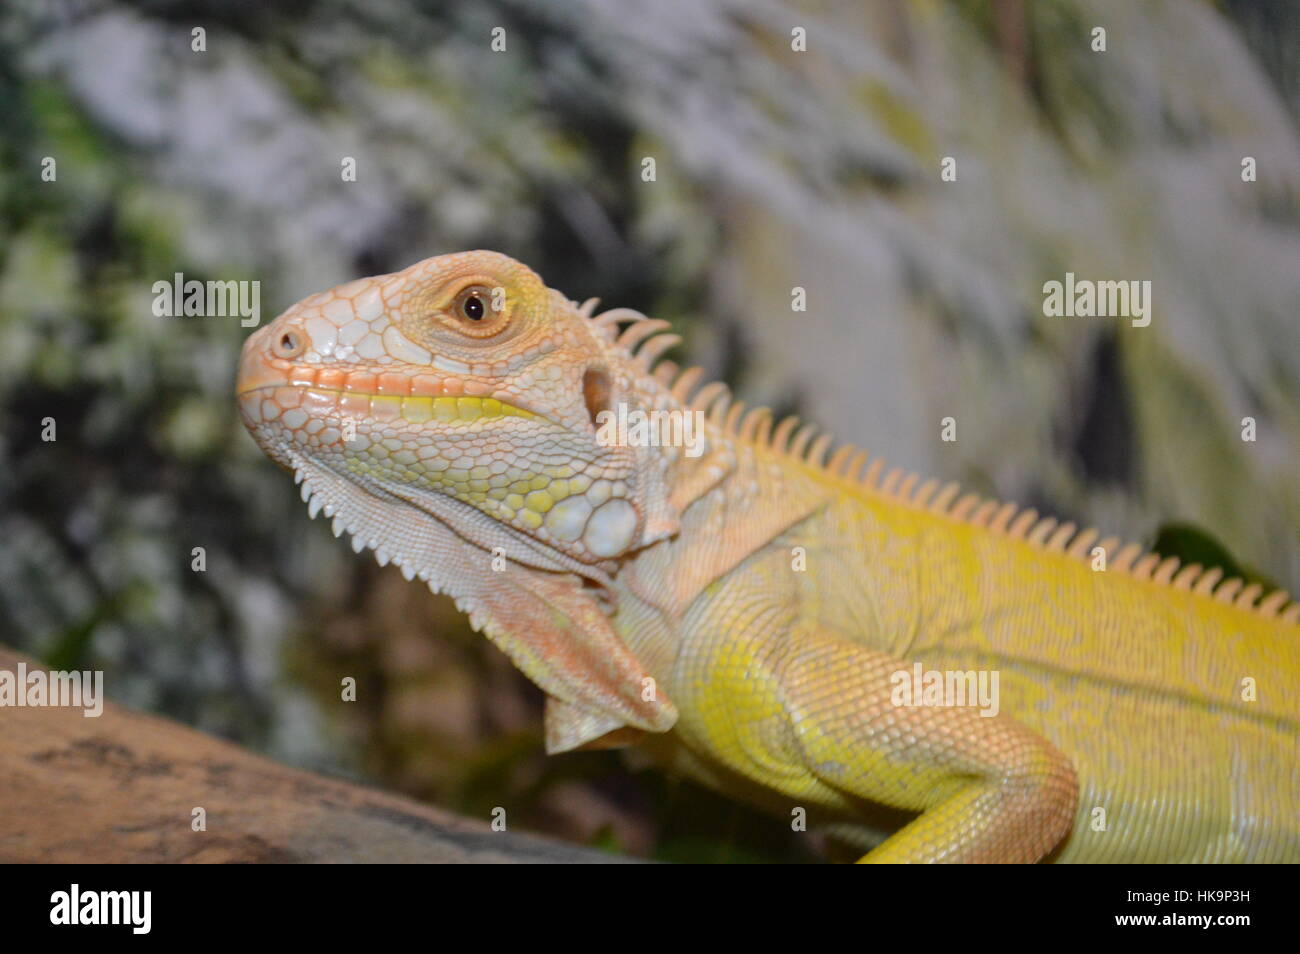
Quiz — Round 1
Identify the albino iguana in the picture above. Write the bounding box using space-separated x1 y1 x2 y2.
236 250 1300 862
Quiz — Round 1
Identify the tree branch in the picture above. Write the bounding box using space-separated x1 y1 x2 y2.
0 647 628 863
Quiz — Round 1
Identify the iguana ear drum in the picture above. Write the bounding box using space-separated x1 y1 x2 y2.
582 367 612 428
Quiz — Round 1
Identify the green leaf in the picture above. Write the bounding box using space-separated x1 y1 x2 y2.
1150 523 1281 593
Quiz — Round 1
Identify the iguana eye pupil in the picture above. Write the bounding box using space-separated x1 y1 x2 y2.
463 295 485 321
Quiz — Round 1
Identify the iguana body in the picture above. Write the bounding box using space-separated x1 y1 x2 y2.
237 250 1300 863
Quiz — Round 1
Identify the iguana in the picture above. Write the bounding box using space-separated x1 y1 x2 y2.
236 250 1300 863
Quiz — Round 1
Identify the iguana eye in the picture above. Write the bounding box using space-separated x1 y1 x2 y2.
448 283 510 338
443 283 510 339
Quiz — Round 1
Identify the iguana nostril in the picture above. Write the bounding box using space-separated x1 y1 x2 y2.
582 367 612 429
275 330 305 358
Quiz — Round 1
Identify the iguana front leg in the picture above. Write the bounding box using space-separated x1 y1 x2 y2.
682 624 1079 863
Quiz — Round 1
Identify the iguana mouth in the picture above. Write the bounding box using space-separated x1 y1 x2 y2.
235 340 549 424
238 384 538 426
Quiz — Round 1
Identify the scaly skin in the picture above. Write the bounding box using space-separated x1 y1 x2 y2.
237 250 1300 863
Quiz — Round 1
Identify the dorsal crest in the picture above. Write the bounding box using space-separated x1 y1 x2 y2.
585 303 1299 627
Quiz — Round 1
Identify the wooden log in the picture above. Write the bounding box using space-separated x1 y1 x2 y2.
0 647 626 863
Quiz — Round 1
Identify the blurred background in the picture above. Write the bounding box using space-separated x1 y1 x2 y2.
1 0 1297 862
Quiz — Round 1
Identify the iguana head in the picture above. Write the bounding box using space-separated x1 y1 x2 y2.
237 250 682 569
236 250 689 747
